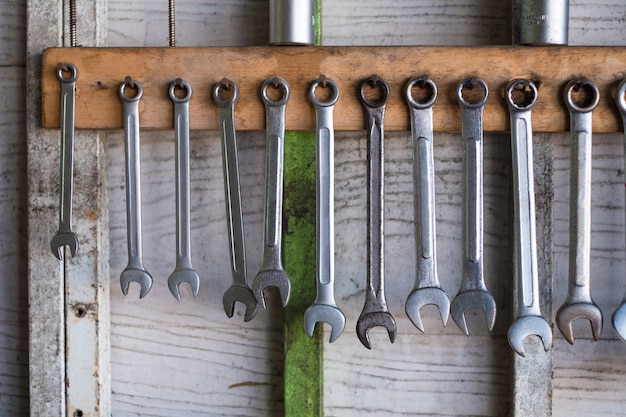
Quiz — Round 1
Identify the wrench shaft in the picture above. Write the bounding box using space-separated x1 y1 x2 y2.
123 98 144 267
59 76 76 233
174 101 193 267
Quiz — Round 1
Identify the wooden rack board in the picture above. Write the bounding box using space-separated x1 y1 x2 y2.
42 46 626 132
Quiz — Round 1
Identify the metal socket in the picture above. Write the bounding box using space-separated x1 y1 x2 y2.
514 0 569 45
270 0 314 45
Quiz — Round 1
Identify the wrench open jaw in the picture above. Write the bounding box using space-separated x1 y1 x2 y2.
304 303 346 343
556 78 602 344
406 287 450 332
450 287 497 336
223 284 260 322
252 268 291 309
356 311 397 350
404 77 450 332
508 315 552 357
121 268 153 299
51 233 79 260
612 79 626 342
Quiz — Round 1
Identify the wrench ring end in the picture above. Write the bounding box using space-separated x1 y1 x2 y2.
169 79 193 103
405 77 437 109
457 77 488 109
564 78 600 113
119 79 143 102
57 63 78 83
310 77 339 107
213 79 239 106
506 79 538 111
261 77 290 106
615 78 626 114
359 75 389 108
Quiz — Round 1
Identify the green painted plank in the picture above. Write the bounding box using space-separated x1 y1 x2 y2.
283 1 322 416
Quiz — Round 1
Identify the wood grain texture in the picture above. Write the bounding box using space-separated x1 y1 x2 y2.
41 46 626 132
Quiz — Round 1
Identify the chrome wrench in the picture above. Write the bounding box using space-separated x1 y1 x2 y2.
355 75 397 349
556 78 602 344
612 79 626 342
119 78 153 299
50 63 79 259
213 79 259 321
505 79 552 356
404 77 450 332
450 77 497 336
168 79 200 301
252 77 292 308
304 77 346 343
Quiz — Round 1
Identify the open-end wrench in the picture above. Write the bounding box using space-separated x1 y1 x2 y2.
404 77 450 332
251 77 292 308
505 79 552 356
556 78 602 344
50 63 80 260
119 78 153 299
167 79 200 301
612 79 626 342
304 77 346 343
356 75 397 349
213 79 259 321
450 77 497 336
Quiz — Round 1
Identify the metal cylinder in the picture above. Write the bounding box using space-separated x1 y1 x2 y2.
270 0 314 45
514 0 569 45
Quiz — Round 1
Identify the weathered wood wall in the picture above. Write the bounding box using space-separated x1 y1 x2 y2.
5 0 626 416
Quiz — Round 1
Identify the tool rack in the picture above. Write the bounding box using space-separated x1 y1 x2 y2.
37 44 626 417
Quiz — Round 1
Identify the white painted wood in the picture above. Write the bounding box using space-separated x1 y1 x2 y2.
27 0 110 416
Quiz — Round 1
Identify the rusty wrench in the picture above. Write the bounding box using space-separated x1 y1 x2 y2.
51 63 80 259
119 78 153 299
167 79 200 301
304 77 346 343
213 79 259 321
450 77 497 336
505 79 552 356
252 77 292 308
612 79 626 342
404 77 450 332
356 75 397 349
556 78 602 344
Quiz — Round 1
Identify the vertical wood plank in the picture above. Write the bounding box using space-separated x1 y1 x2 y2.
27 0 110 416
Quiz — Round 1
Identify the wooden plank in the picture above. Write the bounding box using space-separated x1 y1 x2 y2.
41 46 626 133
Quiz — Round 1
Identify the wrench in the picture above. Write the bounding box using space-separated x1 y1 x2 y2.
505 79 552 356
50 63 79 260
119 78 153 299
556 78 602 344
167 79 200 301
213 79 259 321
612 79 626 342
303 77 346 343
404 77 450 332
251 77 292 308
450 77 497 336
355 75 397 349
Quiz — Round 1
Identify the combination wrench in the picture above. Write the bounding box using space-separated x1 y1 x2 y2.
50 63 80 259
505 79 552 356
213 79 259 321
168 79 200 301
355 75 397 349
556 78 602 344
450 77 497 336
251 77 292 308
119 78 153 299
612 79 626 342
303 77 346 343
404 77 450 332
